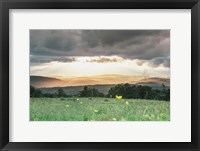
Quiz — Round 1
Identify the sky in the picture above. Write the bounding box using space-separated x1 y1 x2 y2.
30 30 170 78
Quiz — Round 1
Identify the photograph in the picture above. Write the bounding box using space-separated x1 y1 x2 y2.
30 30 170 121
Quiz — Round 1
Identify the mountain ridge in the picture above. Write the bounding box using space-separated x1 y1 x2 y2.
30 75 170 88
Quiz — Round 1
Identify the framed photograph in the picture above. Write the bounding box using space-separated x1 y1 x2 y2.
0 0 199 150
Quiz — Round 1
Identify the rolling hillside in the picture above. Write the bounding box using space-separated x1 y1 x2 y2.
30 75 170 96
30 75 170 88
30 76 66 88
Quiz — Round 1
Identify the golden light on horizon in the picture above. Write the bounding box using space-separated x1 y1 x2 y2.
30 56 170 78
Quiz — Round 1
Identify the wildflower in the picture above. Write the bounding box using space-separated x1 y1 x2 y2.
80 101 83 104
125 101 129 106
112 118 117 121
66 105 70 108
77 98 79 101
93 109 99 113
116 95 122 100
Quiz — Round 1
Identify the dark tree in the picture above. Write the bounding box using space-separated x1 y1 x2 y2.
30 85 36 97
79 86 104 97
79 86 88 97
30 85 42 97
57 88 66 97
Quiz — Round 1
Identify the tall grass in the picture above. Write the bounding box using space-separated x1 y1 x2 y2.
30 97 170 121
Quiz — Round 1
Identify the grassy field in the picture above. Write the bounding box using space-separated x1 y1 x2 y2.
30 97 170 121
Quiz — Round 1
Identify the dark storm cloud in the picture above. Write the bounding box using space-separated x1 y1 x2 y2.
30 55 76 64
135 57 170 68
30 30 81 56
30 30 170 67
82 30 162 47
148 57 170 68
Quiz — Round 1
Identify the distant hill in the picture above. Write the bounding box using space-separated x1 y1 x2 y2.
136 77 170 86
31 75 170 96
30 75 170 88
30 76 67 88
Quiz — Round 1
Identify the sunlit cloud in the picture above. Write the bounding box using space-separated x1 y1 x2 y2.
30 56 169 78
30 30 170 78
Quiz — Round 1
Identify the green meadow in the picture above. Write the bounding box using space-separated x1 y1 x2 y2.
30 97 170 121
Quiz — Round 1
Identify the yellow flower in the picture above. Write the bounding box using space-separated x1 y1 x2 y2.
125 101 129 106
93 109 99 113
112 118 117 121
66 105 70 108
116 95 122 100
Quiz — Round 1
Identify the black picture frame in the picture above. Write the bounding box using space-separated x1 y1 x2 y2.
0 0 199 150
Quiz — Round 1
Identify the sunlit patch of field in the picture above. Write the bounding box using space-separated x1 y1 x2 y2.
30 97 170 121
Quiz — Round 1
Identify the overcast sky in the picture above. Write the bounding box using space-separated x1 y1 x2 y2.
30 30 170 77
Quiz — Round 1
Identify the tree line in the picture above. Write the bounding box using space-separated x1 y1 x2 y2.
107 83 169 101
30 85 67 98
30 83 170 101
